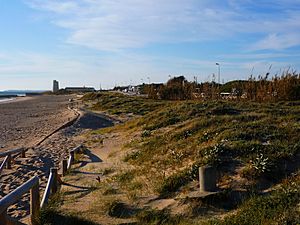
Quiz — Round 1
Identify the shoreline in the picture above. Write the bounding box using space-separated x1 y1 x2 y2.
0 96 32 105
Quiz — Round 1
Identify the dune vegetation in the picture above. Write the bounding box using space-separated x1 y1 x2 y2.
48 90 299 225
41 73 300 224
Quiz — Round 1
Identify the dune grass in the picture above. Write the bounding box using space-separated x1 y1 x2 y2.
208 174 300 225
80 92 300 224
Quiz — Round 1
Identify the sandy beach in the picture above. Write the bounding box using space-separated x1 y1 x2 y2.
0 95 115 221
0 95 76 152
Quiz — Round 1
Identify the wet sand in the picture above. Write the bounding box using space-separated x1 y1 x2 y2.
0 95 76 151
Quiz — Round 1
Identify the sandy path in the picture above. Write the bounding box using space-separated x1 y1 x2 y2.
60 131 134 225
0 108 115 222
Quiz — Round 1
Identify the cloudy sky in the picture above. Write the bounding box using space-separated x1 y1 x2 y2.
1 0 300 90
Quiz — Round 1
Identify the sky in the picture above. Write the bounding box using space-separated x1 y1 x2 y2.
1 0 300 90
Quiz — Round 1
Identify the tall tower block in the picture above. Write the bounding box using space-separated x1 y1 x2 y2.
53 80 59 92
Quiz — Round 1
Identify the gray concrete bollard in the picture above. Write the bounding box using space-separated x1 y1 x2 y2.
199 166 217 192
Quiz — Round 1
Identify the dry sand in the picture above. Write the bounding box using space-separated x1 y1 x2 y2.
0 96 115 222
0 95 77 220
0 95 76 151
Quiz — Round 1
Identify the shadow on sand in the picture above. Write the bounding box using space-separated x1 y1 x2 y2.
74 113 114 130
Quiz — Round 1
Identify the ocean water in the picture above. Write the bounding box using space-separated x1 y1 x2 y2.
0 90 47 103
0 98 15 103
0 91 27 97
0 91 26 103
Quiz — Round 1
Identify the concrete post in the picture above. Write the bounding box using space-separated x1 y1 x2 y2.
62 160 68 176
199 166 217 192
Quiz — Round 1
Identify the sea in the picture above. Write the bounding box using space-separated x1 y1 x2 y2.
0 90 45 103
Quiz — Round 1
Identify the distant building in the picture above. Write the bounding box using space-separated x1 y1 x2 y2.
64 87 95 93
53 80 59 92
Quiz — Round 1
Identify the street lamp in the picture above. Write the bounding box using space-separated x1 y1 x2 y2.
216 63 220 85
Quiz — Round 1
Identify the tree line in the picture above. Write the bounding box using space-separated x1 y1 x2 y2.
142 72 300 101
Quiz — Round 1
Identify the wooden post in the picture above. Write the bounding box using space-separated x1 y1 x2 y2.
6 154 11 169
21 149 26 158
30 180 40 225
51 168 58 194
70 151 75 164
62 160 67 176
0 210 9 225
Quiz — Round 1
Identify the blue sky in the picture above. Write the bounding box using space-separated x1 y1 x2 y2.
1 0 300 90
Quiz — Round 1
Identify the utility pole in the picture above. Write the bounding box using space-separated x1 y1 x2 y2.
216 63 220 85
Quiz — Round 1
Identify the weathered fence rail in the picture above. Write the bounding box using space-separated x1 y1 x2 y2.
67 145 83 170
0 156 9 175
40 168 58 209
0 176 39 225
0 144 84 225
0 148 27 158
0 148 27 173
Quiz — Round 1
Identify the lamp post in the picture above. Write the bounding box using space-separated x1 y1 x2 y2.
216 63 220 85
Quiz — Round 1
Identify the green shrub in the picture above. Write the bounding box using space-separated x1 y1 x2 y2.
116 171 135 184
141 129 152 137
137 209 185 225
158 163 201 197
105 200 132 218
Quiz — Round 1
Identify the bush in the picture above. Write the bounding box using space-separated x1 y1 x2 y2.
141 130 152 137
137 209 184 225
106 200 133 218
158 163 201 197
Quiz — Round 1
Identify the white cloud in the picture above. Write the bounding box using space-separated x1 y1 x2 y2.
1 48 298 90
3 1 300 90
24 0 300 51
0 51 100 89
26 0 79 14
249 33 300 51
0 50 175 89
22 0 245 50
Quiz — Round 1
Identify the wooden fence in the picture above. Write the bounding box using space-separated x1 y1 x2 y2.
0 145 84 225
0 148 27 173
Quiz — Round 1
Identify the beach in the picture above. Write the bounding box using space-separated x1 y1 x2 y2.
0 95 77 152
0 94 115 221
